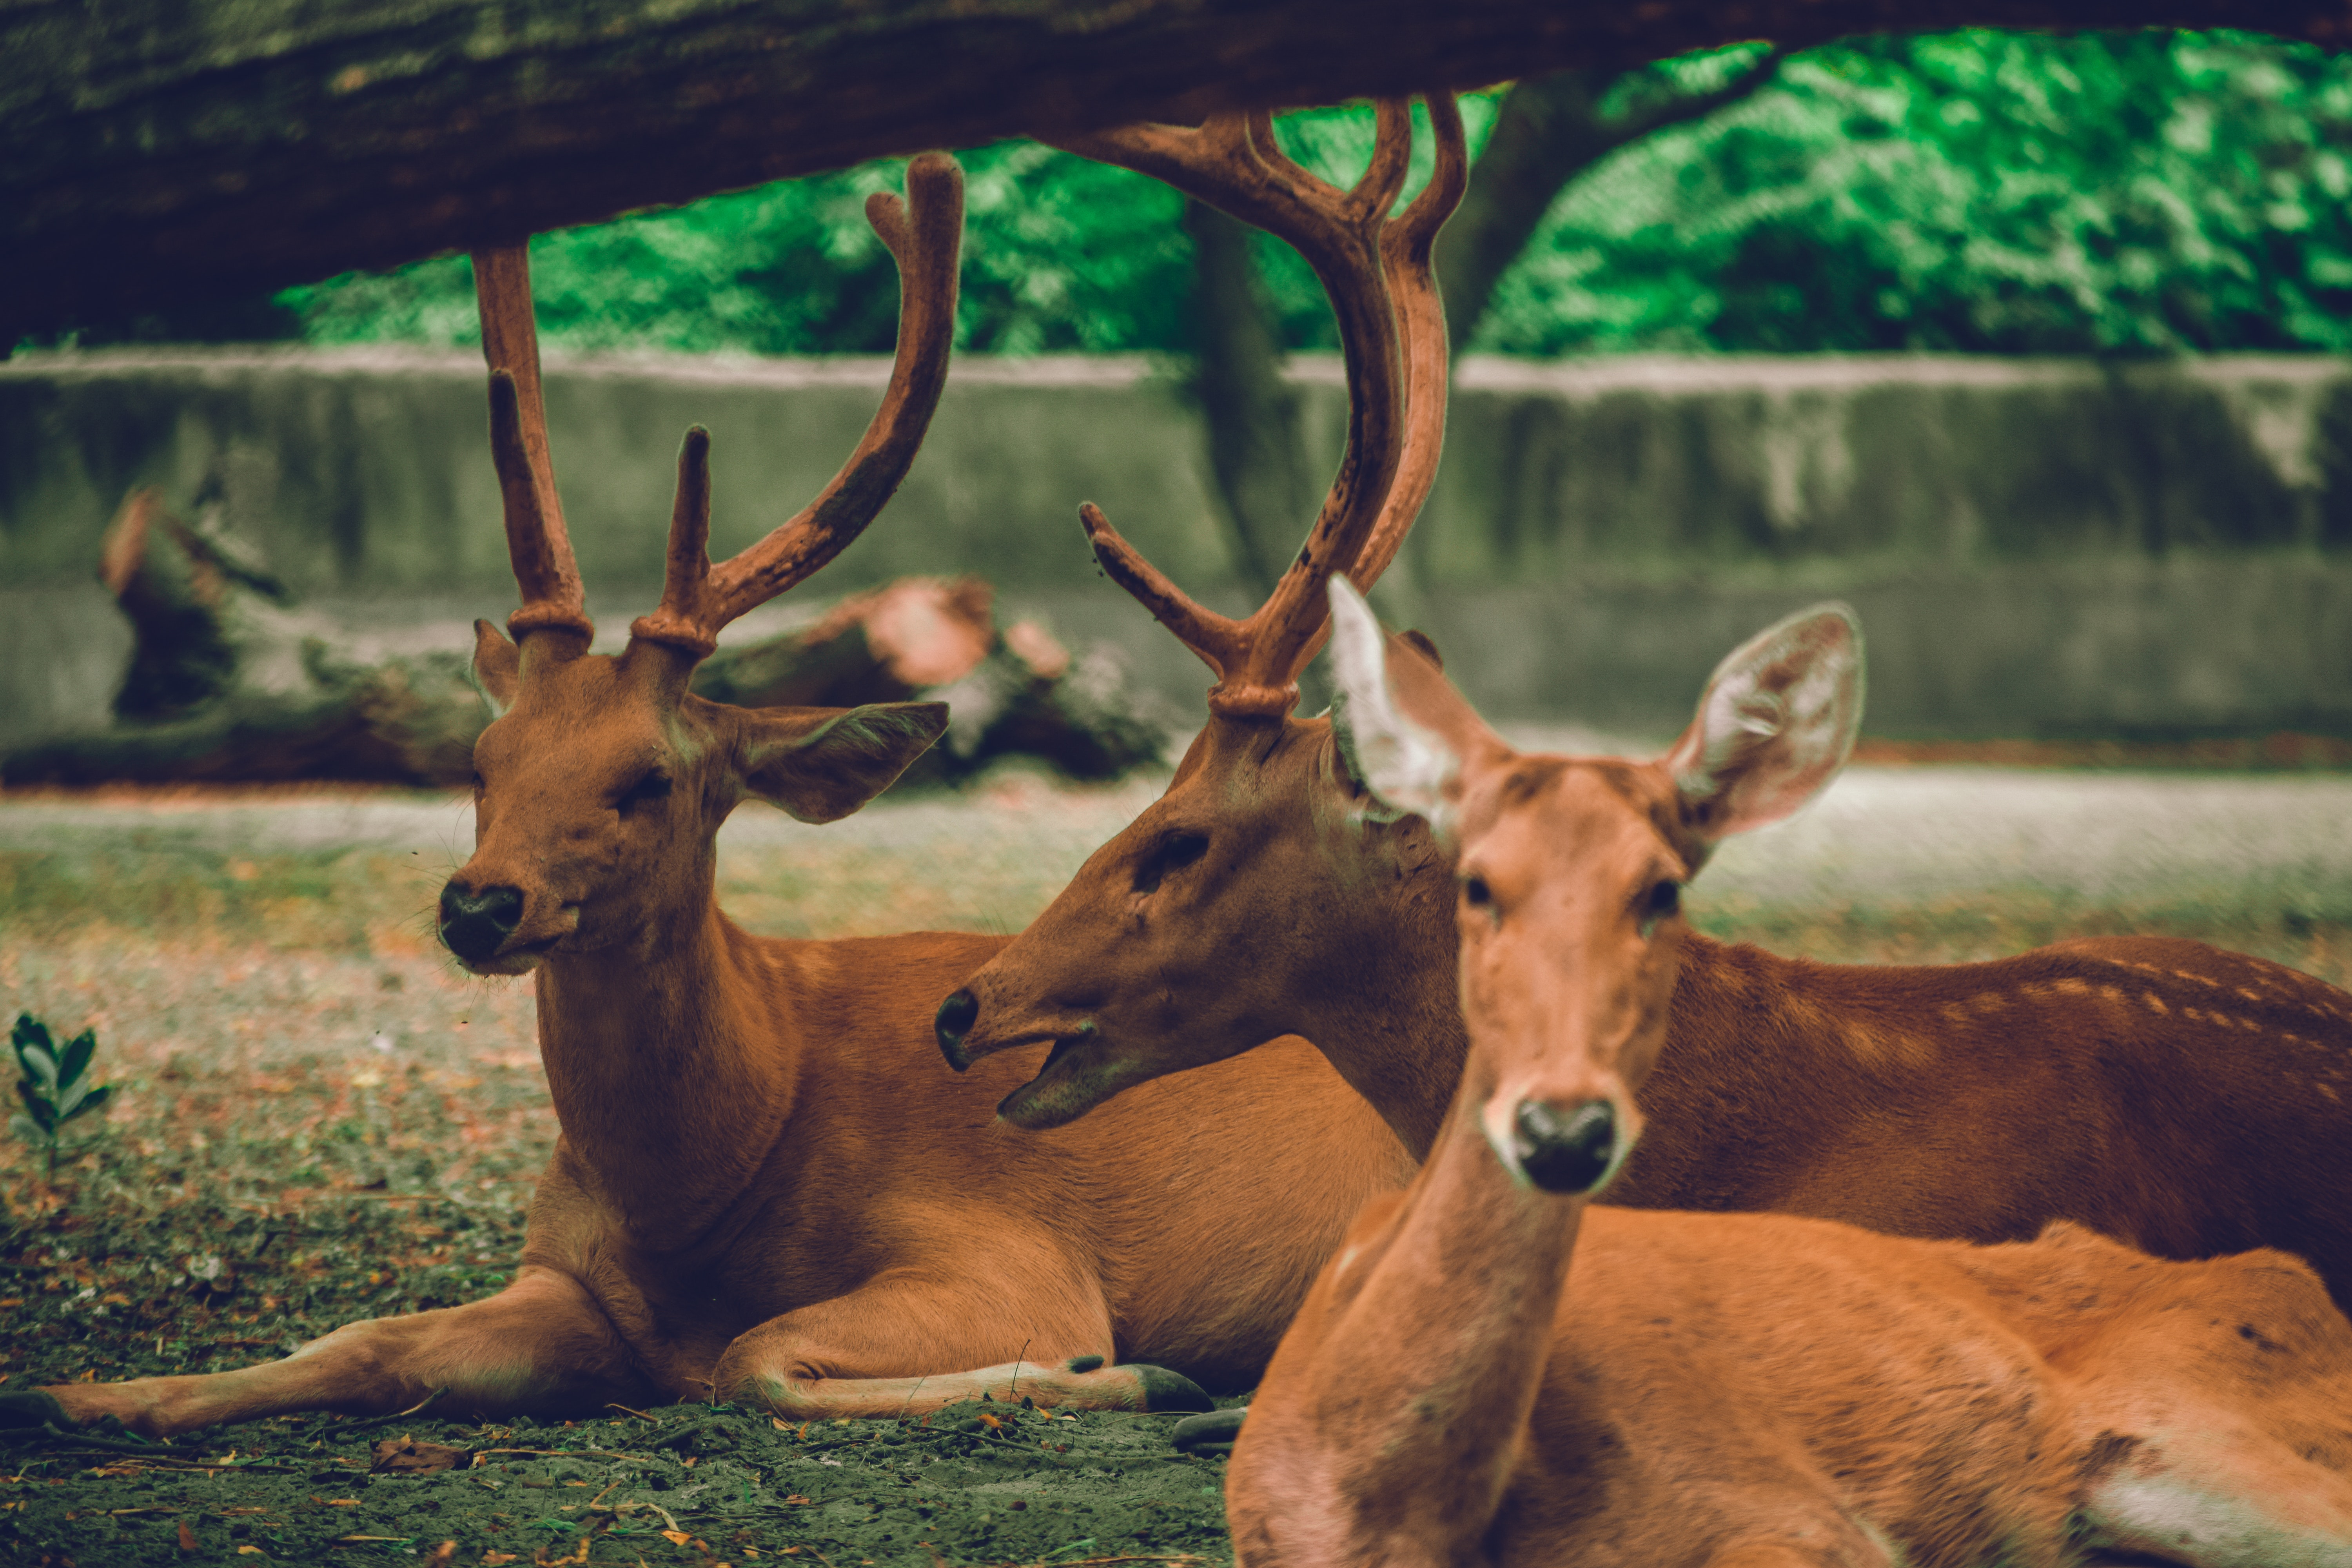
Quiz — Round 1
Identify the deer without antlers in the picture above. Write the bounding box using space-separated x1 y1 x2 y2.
940 122 2352 1303
1213 578 2352 1568
0 152 1412 1440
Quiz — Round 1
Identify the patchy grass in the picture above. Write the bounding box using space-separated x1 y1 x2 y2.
5 764 2352 1563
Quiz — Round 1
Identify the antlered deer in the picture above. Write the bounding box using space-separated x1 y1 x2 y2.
938 143 2352 1301
0 153 1415 1439
1215 577 2352 1568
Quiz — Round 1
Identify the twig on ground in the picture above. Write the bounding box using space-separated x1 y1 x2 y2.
336 1385 448 1435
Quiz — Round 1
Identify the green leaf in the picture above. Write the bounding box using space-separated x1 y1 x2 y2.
9 1107 54 1145
10 1014 52 1058
60 1084 111 1125
57 1029 95 1091
15 1078 55 1130
16 1042 56 1094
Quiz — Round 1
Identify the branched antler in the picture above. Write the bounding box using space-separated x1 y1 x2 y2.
1054 97 1465 719
468 155 964 664
629 153 965 658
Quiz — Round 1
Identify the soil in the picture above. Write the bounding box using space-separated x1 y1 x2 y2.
0 1394 1241 1565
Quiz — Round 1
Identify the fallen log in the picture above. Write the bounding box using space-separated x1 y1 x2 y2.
0 492 1170 789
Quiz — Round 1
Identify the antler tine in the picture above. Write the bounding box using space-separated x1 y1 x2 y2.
1078 502 1245 679
472 245 592 644
1342 91 1468 596
1057 100 1439 717
629 153 965 657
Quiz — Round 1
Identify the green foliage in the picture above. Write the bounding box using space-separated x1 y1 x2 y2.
1485 30 2352 355
11 1013 111 1177
283 141 1200 356
278 31 2352 359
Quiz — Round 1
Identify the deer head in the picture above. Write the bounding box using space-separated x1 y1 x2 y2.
438 156 964 975
935 99 1466 1131
1323 578 1864 1190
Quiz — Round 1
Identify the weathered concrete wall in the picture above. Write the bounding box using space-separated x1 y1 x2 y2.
6 348 2352 749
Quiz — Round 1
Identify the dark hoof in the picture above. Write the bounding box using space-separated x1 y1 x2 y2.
1170 1406 1246 1454
1131 1365 1214 1414
0 1391 68 1431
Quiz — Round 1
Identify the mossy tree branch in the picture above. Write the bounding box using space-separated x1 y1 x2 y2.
8 0 2344 345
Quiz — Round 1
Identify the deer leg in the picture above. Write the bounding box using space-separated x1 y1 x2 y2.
2059 1255 2352 1567
710 1267 1211 1419
2072 1430 2352 1568
0 1265 649 1441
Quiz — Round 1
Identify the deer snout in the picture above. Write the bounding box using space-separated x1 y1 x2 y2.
439 881 525 965
1510 1098 1620 1196
935 989 980 1069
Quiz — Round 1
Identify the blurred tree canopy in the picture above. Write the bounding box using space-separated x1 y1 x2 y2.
276 29 2352 359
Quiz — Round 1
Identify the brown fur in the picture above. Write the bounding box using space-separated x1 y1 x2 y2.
953 704 2352 1310
30 642 1409 1438
1225 644 2352 1566
15 156 1417 1438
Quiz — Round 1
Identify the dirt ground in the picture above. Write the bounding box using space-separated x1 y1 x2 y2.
6 755 2352 1564
0 1395 1238 1566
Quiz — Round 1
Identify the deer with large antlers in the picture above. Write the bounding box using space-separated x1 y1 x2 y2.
938 99 2352 1305
0 153 1417 1439
1212 578 2352 1568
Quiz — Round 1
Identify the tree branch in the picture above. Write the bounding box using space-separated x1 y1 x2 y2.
6 0 2343 345
1436 48 1784 352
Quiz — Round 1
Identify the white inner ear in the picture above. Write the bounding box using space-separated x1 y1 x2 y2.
1666 603 1863 840
1327 577 1458 830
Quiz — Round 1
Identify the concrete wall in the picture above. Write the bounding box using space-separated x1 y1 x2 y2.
7 348 2352 748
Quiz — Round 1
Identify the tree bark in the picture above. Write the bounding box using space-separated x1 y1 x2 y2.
7 0 2341 346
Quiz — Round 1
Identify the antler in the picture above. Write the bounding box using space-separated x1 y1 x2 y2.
1056 96 1464 720
629 154 965 659
473 245 593 644
1346 94 1467 594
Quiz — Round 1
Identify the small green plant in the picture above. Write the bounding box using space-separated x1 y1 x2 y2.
11 1013 112 1179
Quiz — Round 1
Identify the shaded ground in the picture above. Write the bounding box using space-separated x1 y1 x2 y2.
0 1394 1236 1566
6 755 2352 1562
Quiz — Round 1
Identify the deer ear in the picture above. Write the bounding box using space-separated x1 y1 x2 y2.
740 702 950 824
472 619 520 717
1327 579 1500 837
1664 602 1863 846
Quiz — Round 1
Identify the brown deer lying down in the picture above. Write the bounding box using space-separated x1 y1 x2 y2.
1212 579 2352 1568
0 153 1421 1439
940 493 2352 1310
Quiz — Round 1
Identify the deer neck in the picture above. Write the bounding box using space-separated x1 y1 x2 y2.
532 898 799 1252
1290 820 1466 1160
1301 1058 1585 1547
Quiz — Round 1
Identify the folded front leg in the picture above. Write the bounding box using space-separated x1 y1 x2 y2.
0 1265 651 1440
712 1265 1210 1418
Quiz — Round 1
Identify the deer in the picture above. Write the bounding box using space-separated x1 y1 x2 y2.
1211 575 2352 1568
0 151 1419 1441
935 107 2352 1311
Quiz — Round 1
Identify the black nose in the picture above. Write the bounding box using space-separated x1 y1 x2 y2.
439 883 524 965
1513 1098 1618 1194
936 989 979 1069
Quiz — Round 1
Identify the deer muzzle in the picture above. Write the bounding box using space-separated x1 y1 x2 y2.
1504 1097 1621 1196
438 881 526 967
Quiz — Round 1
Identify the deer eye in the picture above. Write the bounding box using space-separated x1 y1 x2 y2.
1132 831 1209 894
1462 875 1494 909
1639 879 1681 939
617 770 673 816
